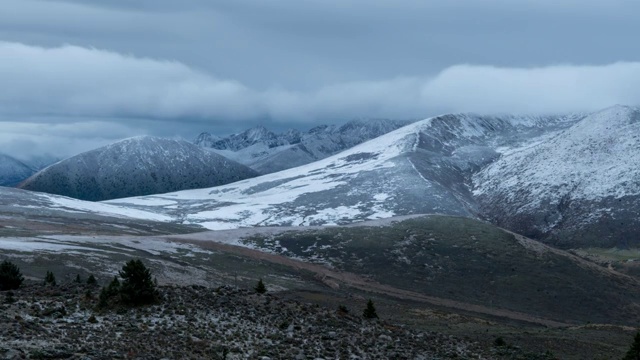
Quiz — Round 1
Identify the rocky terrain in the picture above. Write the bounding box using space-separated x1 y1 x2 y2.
0 202 637 359
1 281 500 360
18 136 258 201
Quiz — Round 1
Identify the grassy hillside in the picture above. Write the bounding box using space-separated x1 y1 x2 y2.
240 215 640 326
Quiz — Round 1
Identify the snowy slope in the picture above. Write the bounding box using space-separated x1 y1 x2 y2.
0 186 171 222
0 154 35 186
474 105 640 247
109 113 579 230
196 119 413 174
18 136 258 201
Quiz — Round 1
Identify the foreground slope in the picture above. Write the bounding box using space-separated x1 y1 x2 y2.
474 105 640 247
1 204 637 358
18 136 258 201
111 114 579 230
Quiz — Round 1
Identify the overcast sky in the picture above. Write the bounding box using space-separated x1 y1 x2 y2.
2 0 640 160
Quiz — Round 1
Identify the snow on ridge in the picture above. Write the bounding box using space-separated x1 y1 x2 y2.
106 118 437 229
39 193 173 222
106 112 582 230
474 105 640 207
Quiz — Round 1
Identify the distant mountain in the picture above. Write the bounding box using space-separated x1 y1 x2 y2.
110 113 580 231
0 154 35 186
23 154 61 171
474 105 640 248
19 136 258 201
194 119 414 174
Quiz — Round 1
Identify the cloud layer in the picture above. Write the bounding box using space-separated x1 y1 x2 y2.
1 41 639 127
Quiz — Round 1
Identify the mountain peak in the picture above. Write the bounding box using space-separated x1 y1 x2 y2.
19 137 258 201
194 132 221 147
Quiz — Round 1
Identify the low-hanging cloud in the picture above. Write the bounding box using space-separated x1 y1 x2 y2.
1 41 639 124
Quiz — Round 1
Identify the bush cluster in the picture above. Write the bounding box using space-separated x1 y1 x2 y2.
0 260 24 291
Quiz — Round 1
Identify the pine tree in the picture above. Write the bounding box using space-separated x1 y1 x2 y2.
86 274 97 286
254 278 266 294
98 276 121 308
44 271 56 286
119 259 158 306
0 260 24 291
362 299 378 319
74 274 82 283
623 332 640 360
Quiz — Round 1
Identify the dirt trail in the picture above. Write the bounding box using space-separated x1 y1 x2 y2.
505 228 640 285
173 236 570 328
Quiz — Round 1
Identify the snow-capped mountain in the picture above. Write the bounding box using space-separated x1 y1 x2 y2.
0 154 35 186
474 105 640 247
19 136 258 201
109 113 581 231
195 119 413 174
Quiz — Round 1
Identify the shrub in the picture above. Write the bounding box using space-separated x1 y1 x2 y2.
362 299 378 319
623 332 640 360
0 260 24 291
44 271 56 286
119 259 158 306
4 291 16 304
494 337 506 347
338 305 349 314
254 278 266 294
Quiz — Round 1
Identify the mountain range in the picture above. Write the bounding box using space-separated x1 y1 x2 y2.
107 106 639 248
18 136 258 201
194 119 413 174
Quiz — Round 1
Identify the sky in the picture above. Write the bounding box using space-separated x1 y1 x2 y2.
1 0 640 160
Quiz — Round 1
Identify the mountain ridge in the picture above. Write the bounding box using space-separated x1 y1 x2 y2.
18 136 258 201
0 153 36 186
195 119 414 174
108 112 583 233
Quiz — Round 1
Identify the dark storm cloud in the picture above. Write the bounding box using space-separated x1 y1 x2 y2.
1 0 639 159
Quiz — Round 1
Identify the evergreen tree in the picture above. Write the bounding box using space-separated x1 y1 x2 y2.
98 276 121 308
362 299 378 319
254 278 266 294
44 271 56 286
119 259 158 306
74 274 82 283
0 260 24 291
86 274 97 286
623 332 640 360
